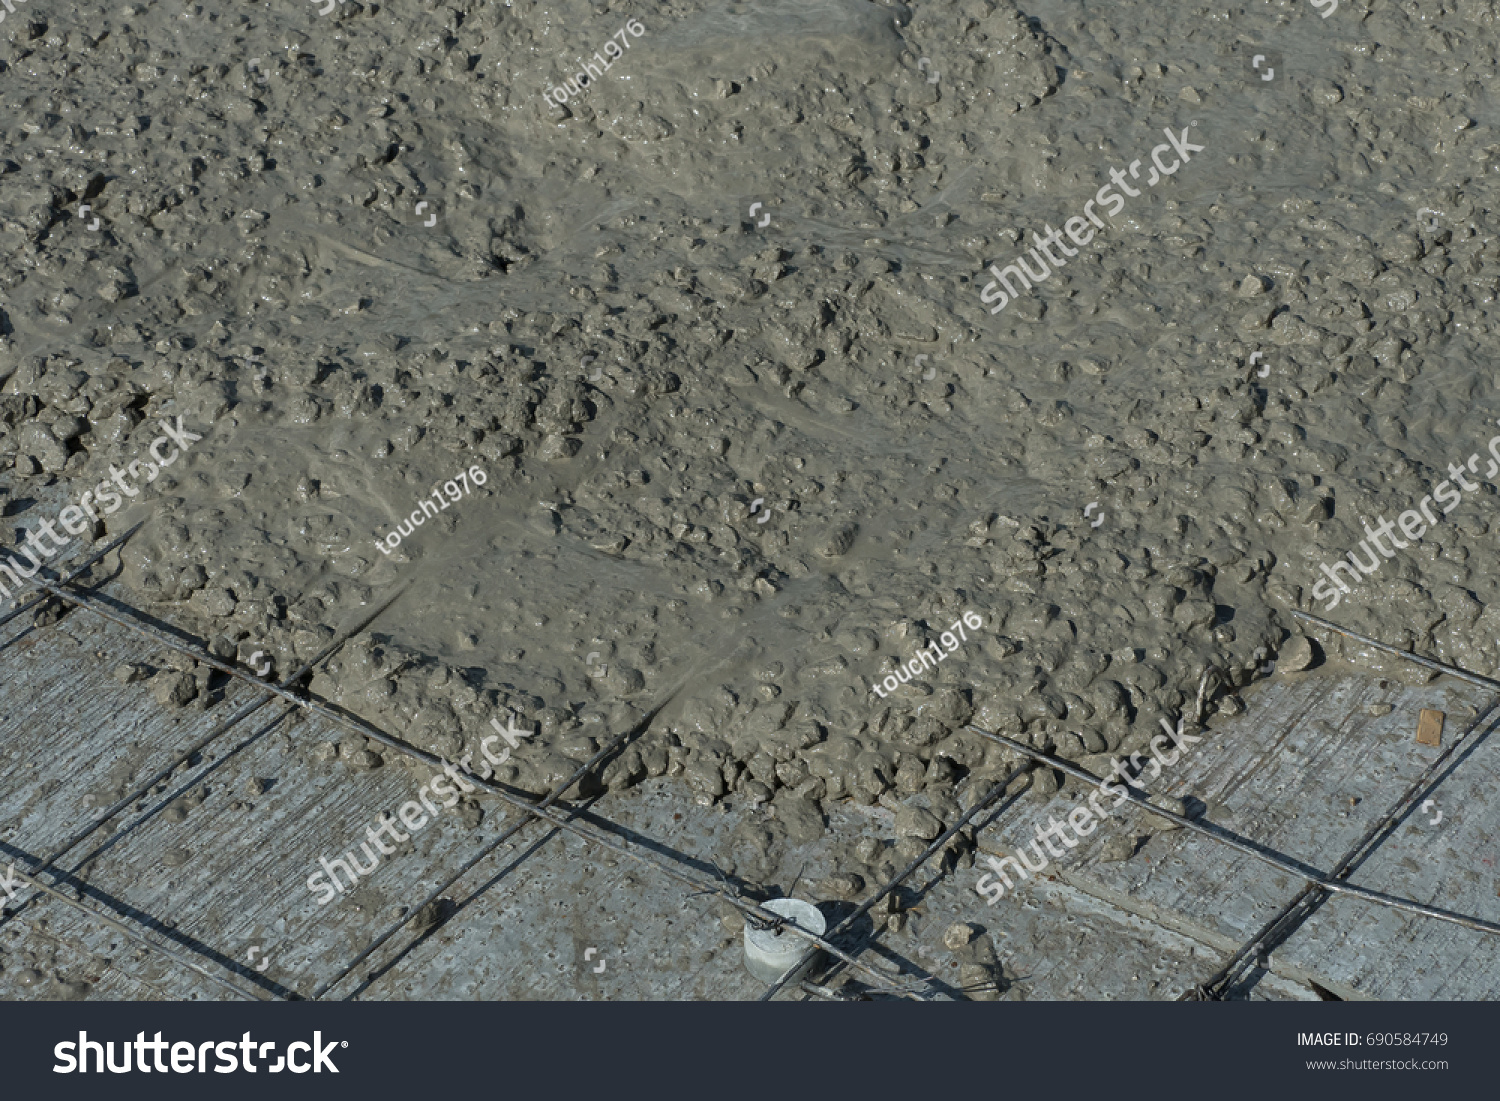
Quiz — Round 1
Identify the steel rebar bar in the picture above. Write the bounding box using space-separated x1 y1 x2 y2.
30 578 938 999
965 724 1500 938
0 589 403 936
1183 617 1500 999
0 860 258 1000
760 763 1031 1000
1294 610 1500 693
313 719 646 999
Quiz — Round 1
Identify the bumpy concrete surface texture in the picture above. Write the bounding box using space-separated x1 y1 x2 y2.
2 0 1499 997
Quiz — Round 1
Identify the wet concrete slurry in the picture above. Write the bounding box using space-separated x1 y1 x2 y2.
1 0 1499 996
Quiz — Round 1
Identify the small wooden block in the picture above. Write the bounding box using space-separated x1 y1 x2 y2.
1416 708 1445 747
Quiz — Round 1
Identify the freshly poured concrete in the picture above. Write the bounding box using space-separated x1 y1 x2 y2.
2 0 1500 999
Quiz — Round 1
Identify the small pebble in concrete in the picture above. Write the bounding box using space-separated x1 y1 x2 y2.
943 922 980 951
895 805 943 841
817 873 865 900
151 671 196 708
340 737 384 770
1030 768 1062 795
1279 635 1316 672
943 923 1004 1001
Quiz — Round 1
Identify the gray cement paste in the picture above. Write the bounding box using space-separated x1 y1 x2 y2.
1 0 1497 890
